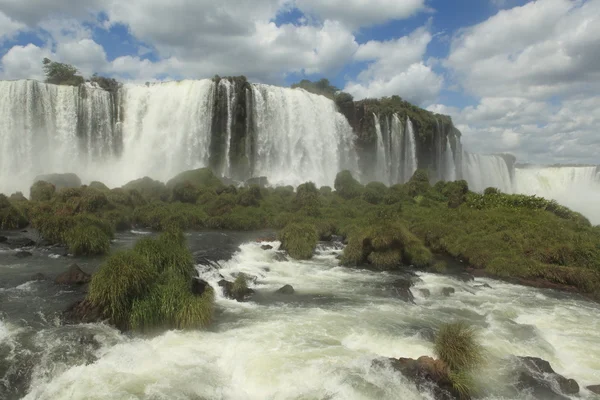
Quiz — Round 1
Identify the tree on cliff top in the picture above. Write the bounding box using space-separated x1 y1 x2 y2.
43 58 85 86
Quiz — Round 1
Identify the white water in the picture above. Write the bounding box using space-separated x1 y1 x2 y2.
444 136 456 182
514 166 600 224
221 80 235 177
374 114 389 184
251 85 359 187
462 153 514 193
390 114 403 185
404 117 418 183
0 80 115 194
116 80 215 185
19 241 600 399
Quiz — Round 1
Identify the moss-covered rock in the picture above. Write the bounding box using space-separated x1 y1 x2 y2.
334 170 363 200
166 168 223 189
30 181 56 202
34 173 81 189
0 194 28 230
89 181 110 192
122 177 169 202
279 223 319 260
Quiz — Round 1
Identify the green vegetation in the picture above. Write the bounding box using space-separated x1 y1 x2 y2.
89 229 214 331
7 167 600 300
43 58 84 86
279 223 319 260
231 274 249 299
434 322 484 398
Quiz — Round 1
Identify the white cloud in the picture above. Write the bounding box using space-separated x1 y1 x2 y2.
446 0 600 99
0 43 50 80
0 11 25 41
294 0 428 29
343 26 443 104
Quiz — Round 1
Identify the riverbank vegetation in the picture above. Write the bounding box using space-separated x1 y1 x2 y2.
2 167 600 299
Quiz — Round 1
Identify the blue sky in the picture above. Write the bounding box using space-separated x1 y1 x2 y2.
0 0 598 164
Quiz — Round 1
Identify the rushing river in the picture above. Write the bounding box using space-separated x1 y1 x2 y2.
1 231 599 399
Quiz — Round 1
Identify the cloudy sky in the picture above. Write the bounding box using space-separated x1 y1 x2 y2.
0 0 598 165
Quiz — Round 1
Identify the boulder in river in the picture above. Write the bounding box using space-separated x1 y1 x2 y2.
587 385 600 395
441 287 455 296
419 289 431 298
191 278 210 296
31 273 47 281
515 356 579 399
0 235 7 243
261 244 273 250
63 299 104 325
218 279 255 302
15 251 32 258
5 237 36 248
385 356 456 400
274 252 288 262
389 278 415 303
55 264 91 285
275 284 295 295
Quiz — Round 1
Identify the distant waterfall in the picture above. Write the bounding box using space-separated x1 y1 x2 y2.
462 152 513 193
444 136 456 182
118 80 215 185
404 117 418 182
0 80 116 194
250 85 358 187
389 114 403 184
374 114 389 184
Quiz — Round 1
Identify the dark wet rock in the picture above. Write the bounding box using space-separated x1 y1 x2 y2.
261 244 273 250
331 235 344 243
384 356 456 400
417 328 435 342
515 356 579 399
587 385 600 395
5 237 36 248
419 289 431 298
0 235 7 243
451 273 474 282
475 283 493 289
218 279 255 302
77 333 101 349
31 273 47 281
63 299 104 325
55 264 91 285
335 254 342 260
256 235 277 243
15 251 32 258
232 272 258 285
274 252 288 262
262 267 271 272
441 287 455 296
389 278 415 303
191 278 209 296
275 284 295 295
245 176 269 188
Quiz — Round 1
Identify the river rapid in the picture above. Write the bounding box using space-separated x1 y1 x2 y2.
1 231 599 400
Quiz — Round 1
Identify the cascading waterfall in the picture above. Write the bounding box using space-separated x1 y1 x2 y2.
250 84 358 187
444 136 456 182
514 166 600 224
117 80 215 185
389 114 403 185
461 152 514 193
403 117 418 182
373 114 389 184
220 80 235 177
0 80 115 194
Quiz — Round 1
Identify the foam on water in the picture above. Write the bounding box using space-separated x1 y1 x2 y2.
20 241 600 399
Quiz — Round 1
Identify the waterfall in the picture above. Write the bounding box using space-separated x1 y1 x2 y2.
373 114 389 184
220 80 236 177
514 166 600 224
389 114 403 185
0 80 115 194
117 80 215 185
461 152 513 193
444 136 456 182
250 84 358 187
404 117 418 182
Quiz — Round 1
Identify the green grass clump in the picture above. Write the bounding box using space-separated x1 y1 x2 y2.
334 170 363 199
434 322 483 398
30 181 55 202
88 250 156 326
134 230 194 277
66 224 111 255
279 223 319 260
295 182 321 216
0 195 28 229
231 273 249 299
122 177 170 202
89 181 110 191
166 168 223 189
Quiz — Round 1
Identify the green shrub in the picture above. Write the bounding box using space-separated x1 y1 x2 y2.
279 223 319 260
362 182 387 205
9 192 27 202
171 181 201 203
79 188 109 212
133 230 194 277
295 182 321 216
122 177 169 202
334 170 363 199
237 185 262 207
319 186 332 196
66 224 111 255
89 181 110 192
0 196 28 229
231 273 249 299
88 250 157 326
166 168 222 189
30 181 55 202
483 187 500 196
406 169 430 197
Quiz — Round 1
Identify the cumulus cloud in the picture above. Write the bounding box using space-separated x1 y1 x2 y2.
0 11 25 41
0 43 50 80
294 0 428 29
343 26 443 104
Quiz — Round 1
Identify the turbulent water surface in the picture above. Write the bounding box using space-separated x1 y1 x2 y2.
1 231 599 400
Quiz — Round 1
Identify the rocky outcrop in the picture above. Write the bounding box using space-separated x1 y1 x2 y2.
275 284 295 295
192 278 210 296
15 251 32 258
261 244 273 250
441 287 455 296
389 278 415 303
55 264 91 285
515 356 579 400
419 289 431 298
218 279 255 301
587 385 600 395
0 235 7 243
34 173 82 189
63 299 104 325
385 356 458 400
